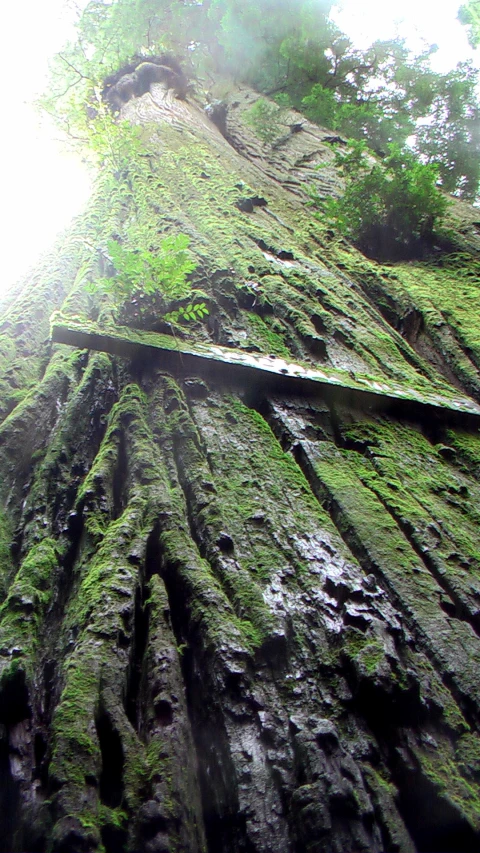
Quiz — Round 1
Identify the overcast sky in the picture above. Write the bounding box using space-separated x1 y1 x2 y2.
0 0 477 295
332 0 476 72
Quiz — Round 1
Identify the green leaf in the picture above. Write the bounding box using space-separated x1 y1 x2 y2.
312 141 449 261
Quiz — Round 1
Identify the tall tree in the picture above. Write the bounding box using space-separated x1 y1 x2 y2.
1 3 480 853
414 60 480 200
43 0 480 198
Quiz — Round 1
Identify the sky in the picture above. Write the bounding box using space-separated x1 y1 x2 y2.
0 0 478 295
332 0 476 73
0 1 92 294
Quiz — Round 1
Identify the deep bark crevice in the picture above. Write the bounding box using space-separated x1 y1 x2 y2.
125 524 160 731
0 665 30 727
157 548 252 853
35 525 85 769
34 730 48 789
101 822 128 853
393 762 479 853
96 709 125 809
186 667 253 853
113 428 128 520
48 520 84 635
125 580 148 731
170 454 209 565
0 728 20 853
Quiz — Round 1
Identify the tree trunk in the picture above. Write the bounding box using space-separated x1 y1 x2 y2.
1 80 480 853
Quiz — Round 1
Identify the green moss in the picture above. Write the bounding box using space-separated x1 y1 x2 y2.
0 350 79 434
98 805 128 832
244 311 292 357
418 737 480 831
159 387 279 649
95 381 261 658
364 765 397 797
402 649 468 735
0 509 13 602
50 652 101 787
312 443 418 572
397 257 480 365
323 235 480 397
340 417 480 601
456 732 480 780
343 628 386 675
445 428 480 477
0 538 59 684
47 388 157 832
173 390 381 660
0 333 39 423
20 351 115 555
77 383 149 540
120 724 151 813
50 498 151 833
307 431 480 707
0 349 86 521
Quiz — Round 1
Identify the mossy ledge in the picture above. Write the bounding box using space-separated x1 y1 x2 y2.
52 314 480 424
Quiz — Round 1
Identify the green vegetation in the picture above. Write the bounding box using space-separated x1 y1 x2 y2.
343 629 386 676
0 539 59 684
0 510 12 602
313 141 449 260
414 61 480 199
43 0 480 200
87 235 196 300
459 1 480 46
244 98 286 144
39 1 480 296
86 235 207 324
43 110 210 329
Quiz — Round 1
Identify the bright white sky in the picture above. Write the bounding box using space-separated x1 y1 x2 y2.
0 0 477 294
332 0 477 72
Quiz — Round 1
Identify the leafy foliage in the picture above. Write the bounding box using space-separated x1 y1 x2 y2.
103 235 196 299
414 62 480 201
43 0 480 199
244 99 286 143
314 142 449 261
165 301 209 325
459 1 480 46
87 235 207 324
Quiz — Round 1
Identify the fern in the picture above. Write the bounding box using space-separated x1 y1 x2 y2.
86 234 208 325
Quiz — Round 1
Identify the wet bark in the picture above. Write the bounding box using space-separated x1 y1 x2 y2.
0 80 479 853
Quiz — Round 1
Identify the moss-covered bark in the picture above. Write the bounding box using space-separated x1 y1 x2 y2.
0 81 479 853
